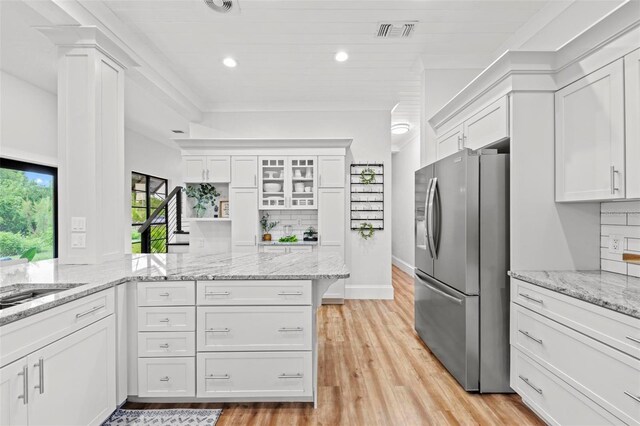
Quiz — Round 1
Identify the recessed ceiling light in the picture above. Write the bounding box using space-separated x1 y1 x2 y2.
223 57 237 68
335 51 349 62
391 123 410 135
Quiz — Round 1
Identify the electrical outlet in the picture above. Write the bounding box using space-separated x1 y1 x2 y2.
609 235 623 254
71 233 86 248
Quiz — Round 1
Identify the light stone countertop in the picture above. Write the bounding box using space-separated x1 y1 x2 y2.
258 241 318 246
0 251 349 326
509 270 640 320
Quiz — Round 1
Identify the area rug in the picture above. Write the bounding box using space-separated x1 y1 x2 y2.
102 408 222 425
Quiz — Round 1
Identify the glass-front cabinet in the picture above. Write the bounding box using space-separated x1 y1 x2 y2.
259 156 317 210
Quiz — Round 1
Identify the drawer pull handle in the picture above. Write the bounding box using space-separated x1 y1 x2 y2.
278 291 303 296
75 305 105 319
625 336 640 345
205 291 230 296
159 292 170 297
17 365 28 404
206 374 230 380
34 358 44 394
519 375 543 395
279 373 303 379
206 328 231 333
159 318 171 323
519 293 543 304
624 391 640 403
279 327 304 332
159 376 170 382
159 343 170 349
519 329 543 344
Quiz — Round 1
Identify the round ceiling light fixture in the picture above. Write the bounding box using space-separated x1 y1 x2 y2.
204 0 233 13
335 51 349 62
391 123 410 135
223 57 237 68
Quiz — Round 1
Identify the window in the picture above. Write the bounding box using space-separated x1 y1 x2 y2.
0 158 57 261
131 172 168 253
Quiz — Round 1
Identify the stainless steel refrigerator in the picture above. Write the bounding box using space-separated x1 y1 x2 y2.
414 148 511 392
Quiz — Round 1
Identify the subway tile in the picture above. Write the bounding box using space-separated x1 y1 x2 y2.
629 215 640 226
601 225 640 238
601 259 628 275
628 263 640 278
628 238 640 253
600 236 608 248
601 201 640 213
601 214 627 225
600 248 623 261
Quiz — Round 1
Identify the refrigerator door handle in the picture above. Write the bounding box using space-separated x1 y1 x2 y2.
432 177 441 257
424 178 434 258
427 177 438 259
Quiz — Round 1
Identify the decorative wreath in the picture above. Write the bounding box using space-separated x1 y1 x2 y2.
358 222 375 240
359 167 377 184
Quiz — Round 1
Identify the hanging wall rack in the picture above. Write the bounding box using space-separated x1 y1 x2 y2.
350 163 384 230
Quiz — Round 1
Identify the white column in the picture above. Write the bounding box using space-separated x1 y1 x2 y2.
39 27 137 264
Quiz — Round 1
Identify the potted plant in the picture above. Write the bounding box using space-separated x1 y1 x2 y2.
184 184 220 218
260 213 279 241
303 226 318 241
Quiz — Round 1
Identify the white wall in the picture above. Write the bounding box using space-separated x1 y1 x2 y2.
197 110 393 299
421 68 482 166
391 135 420 275
0 70 57 166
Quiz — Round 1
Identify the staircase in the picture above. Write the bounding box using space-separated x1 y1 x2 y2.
138 186 189 254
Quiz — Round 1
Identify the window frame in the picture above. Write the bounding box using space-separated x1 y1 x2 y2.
131 171 168 253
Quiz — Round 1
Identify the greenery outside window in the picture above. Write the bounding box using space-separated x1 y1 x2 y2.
131 172 167 254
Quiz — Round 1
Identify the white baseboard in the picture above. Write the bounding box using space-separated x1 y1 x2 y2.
345 285 394 300
392 255 415 276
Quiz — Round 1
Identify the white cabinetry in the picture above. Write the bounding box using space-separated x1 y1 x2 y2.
0 359 28 426
555 59 626 201
231 188 258 252
259 156 317 210
510 278 640 425
183 155 231 183
436 124 464 160
625 48 640 199
231 156 258 188
318 156 345 188
318 188 346 302
260 245 313 254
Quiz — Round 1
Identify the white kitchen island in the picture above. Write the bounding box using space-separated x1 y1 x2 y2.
0 252 349 425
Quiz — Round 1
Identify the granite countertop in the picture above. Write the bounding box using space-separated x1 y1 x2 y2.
0 252 349 326
258 241 318 246
509 270 640 320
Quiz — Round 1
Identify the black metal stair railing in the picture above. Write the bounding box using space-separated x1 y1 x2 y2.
138 186 185 253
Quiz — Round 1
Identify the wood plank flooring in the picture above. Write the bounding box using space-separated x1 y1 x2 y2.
124 265 543 425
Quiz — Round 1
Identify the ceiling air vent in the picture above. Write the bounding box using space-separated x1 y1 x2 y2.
376 22 417 38
204 0 234 13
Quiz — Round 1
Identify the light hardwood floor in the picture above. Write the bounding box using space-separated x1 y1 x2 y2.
124 265 543 425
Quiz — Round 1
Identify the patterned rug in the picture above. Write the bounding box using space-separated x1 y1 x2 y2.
102 408 222 425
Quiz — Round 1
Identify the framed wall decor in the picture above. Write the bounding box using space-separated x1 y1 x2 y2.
220 200 229 218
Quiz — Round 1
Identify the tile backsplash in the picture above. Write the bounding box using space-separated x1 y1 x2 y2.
601 201 640 277
259 210 318 240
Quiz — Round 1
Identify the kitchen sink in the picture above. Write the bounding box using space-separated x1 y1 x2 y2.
0 287 69 310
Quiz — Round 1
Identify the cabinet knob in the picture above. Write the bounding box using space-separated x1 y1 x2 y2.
160 376 170 382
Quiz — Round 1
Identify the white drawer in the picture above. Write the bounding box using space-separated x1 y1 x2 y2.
137 307 195 332
197 306 312 352
137 331 195 357
137 357 195 397
288 246 313 253
512 304 640 424
1 289 114 367
197 280 312 306
137 281 195 306
197 351 312 399
262 246 287 253
511 348 622 426
512 278 640 359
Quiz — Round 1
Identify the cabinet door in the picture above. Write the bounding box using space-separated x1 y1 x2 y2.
555 59 625 201
436 124 463 160
183 156 206 182
231 188 258 251
288 157 317 210
259 157 286 210
206 156 231 183
318 156 345 188
463 96 509 150
28 316 115 426
231 156 258 188
0 359 28 426
262 246 287 253
318 188 345 301
626 49 640 199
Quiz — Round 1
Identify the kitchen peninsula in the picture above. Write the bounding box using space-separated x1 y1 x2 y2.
0 252 349 425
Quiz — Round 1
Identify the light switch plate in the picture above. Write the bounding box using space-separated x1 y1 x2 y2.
71 233 86 248
609 235 623 254
71 217 86 232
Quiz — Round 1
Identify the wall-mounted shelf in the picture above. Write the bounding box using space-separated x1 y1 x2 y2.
187 217 231 222
350 163 384 230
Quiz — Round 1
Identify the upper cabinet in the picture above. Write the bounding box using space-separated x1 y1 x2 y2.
625 49 640 199
555 59 626 202
259 156 317 210
231 156 258 188
435 96 509 161
318 156 345 188
182 156 231 183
